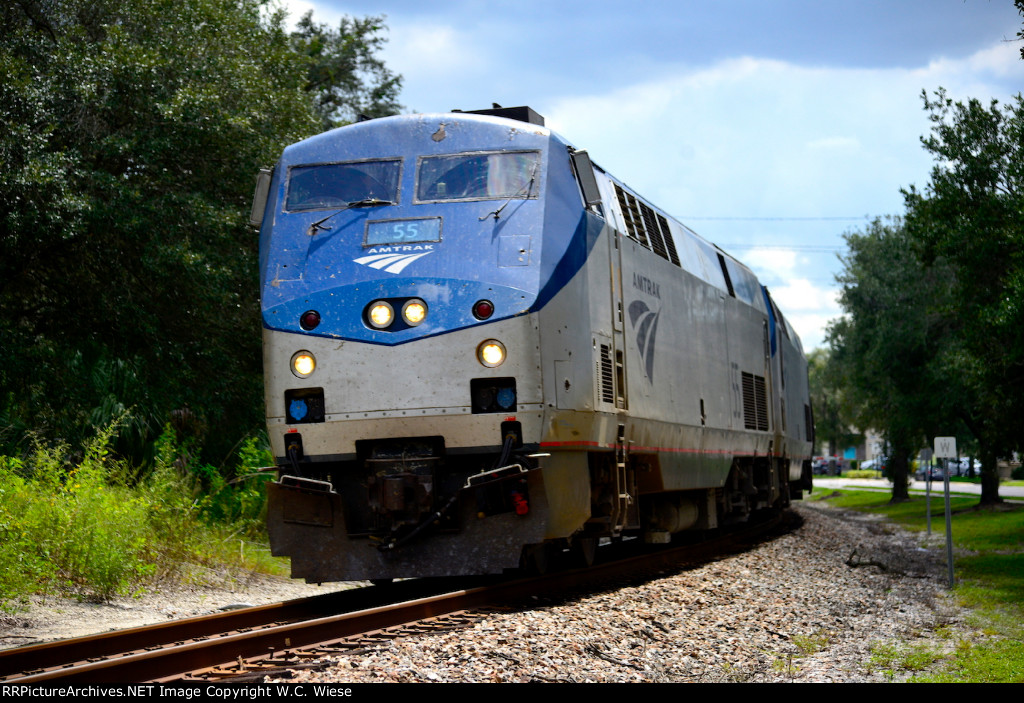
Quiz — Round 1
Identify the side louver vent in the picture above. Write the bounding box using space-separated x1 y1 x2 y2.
613 185 680 267
741 371 769 431
657 213 680 266
599 344 615 404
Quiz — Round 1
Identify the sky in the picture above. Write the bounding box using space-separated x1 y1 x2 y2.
282 0 1024 351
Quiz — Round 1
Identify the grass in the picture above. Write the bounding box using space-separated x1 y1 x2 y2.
812 488 1024 682
866 641 947 680
0 420 287 608
791 630 832 656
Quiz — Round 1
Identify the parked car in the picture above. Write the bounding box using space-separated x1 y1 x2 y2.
812 456 843 476
952 458 981 476
861 457 887 473
915 465 946 482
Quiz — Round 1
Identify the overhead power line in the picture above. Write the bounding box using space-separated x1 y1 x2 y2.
718 244 842 252
678 216 868 221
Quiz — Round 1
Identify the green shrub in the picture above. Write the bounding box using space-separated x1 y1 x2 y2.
0 419 284 608
0 456 57 605
57 476 153 601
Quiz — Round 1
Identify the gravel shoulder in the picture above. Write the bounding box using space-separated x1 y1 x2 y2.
1 499 974 682
274 500 973 683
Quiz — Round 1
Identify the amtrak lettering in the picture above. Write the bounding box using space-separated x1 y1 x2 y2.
353 245 435 274
632 272 661 299
365 245 434 254
628 273 662 382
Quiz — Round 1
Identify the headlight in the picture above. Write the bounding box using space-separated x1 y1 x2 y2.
291 351 316 378
477 339 506 368
402 299 427 326
367 300 394 329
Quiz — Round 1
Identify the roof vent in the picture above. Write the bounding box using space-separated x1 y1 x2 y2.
454 105 545 126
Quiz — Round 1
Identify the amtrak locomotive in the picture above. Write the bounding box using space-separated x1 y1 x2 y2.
251 106 813 582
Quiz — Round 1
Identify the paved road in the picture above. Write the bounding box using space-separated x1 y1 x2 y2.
814 477 1024 500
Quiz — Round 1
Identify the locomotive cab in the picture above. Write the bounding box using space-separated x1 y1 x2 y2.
257 109 587 580
255 107 813 583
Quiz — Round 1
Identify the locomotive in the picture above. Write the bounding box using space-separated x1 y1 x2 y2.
250 106 814 582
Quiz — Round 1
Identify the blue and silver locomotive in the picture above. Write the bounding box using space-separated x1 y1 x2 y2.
251 106 813 582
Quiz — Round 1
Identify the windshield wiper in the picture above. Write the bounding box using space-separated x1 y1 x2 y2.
347 198 396 208
308 198 396 235
480 162 539 221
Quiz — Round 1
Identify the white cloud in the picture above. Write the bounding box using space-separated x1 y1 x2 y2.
271 6 1022 352
543 42 1024 350
384 22 491 98
279 0 341 27
921 41 1024 84
806 136 860 151
771 279 838 313
786 311 840 351
754 277 840 350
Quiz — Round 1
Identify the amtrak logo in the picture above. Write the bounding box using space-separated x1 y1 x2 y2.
628 300 660 382
353 246 435 274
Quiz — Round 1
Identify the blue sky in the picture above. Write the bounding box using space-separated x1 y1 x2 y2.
283 0 1024 351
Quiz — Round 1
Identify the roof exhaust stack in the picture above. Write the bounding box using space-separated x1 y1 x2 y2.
453 105 545 126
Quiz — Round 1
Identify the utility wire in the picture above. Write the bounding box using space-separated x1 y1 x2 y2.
718 244 842 252
678 216 868 221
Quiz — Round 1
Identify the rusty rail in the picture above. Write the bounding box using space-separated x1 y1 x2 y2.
1 513 793 683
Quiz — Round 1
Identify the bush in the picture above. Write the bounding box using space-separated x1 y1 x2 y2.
0 418 281 608
0 428 152 602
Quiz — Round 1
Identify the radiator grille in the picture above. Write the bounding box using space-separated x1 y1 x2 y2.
657 213 680 265
613 184 681 267
741 372 769 431
599 344 615 404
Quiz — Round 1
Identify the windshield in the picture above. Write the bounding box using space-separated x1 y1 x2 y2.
416 151 539 202
286 159 401 212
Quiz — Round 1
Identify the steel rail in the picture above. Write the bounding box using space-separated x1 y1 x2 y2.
9 585 504 683
0 576 490 681
0 591 344 678
2 513 793 683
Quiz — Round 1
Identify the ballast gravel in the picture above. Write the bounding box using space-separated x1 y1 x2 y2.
269 500 971 683
0 498 973 683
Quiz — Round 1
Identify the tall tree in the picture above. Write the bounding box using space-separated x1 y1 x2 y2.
827 219 955 502
290 12 403 130
1017 0 1024 60
0 0 401 463
902 89 1024 504
806 348 860 457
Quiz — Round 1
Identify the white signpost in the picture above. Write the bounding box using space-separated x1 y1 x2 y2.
932 436 957 588
934 436 957 459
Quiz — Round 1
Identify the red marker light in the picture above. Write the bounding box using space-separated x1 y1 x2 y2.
511 492 529 516
300 310 321 330
473 299 494 320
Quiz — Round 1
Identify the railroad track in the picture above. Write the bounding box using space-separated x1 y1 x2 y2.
0 514 794 683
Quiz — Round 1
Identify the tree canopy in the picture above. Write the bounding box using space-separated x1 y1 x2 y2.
829 89 1024 504
0 0 402 464
291 11 403 130
902 89 1024 502
806 347 860 458
827 218 955 500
